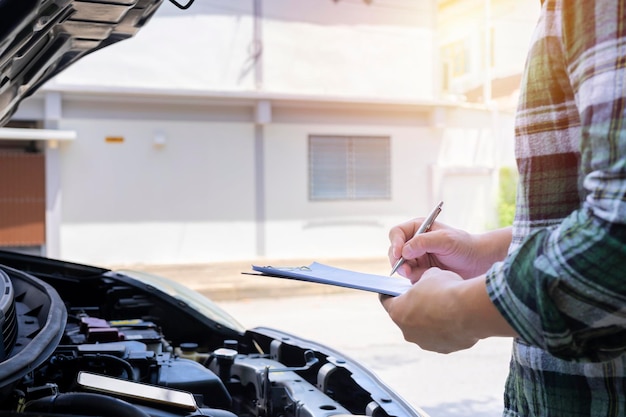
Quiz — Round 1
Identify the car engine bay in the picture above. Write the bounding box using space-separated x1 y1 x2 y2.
0 251 420 417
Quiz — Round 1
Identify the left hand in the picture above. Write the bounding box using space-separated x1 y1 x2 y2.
380 267 479 354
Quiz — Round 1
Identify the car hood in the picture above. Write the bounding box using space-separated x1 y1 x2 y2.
0 0 164 126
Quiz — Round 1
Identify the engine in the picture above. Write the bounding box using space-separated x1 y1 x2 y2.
0 254 412 417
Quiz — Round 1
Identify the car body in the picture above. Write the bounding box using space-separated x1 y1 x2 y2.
0 250 424 417
0 2 425 416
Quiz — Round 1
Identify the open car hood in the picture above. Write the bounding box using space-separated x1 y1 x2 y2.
0 0 164 126
0 250 426 417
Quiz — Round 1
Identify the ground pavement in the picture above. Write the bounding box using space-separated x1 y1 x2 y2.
108 257 392 301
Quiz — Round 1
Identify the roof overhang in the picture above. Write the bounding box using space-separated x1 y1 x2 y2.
0 127 77 141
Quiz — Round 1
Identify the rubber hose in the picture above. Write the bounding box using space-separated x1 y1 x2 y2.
25 392 151 417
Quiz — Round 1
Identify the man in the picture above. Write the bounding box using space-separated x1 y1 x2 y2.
382 0 626 415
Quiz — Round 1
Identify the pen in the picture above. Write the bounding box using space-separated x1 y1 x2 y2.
390 201 444 276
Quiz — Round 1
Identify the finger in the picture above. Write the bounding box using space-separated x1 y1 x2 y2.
421 266 442 278
388 219 426 264
406 264 429 283
388 228 410 260
400 263 438 284
379 293 394 312
402 229 449 260
387 245 398 266
390 256 429 282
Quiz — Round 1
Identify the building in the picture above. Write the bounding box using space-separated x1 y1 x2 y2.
0 0 539 266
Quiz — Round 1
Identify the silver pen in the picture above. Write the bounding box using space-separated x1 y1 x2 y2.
390 201 444 276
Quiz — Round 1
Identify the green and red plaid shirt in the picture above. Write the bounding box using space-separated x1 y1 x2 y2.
485 0 626 415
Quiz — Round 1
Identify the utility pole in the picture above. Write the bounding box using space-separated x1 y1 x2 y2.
483 0 492 104
252 0 266 256
253 0 263 90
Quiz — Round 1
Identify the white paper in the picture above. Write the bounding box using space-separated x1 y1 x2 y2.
250 262 412 297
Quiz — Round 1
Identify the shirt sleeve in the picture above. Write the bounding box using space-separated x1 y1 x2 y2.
487 214 626 362
486 0 626 362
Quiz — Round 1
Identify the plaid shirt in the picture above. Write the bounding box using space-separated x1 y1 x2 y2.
485 0 626 415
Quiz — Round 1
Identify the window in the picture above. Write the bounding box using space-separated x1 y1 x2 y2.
441 38 470 79
309 135 391 200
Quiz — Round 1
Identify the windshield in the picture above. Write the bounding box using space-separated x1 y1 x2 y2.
115 269 246 334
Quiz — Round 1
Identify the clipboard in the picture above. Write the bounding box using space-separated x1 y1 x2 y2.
249 262 412 297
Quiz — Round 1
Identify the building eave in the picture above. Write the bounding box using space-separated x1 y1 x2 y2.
0 127 77 141
39 83 491 112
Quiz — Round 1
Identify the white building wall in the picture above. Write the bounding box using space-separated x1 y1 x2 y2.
6 0 528 265
263 17 434 99
261 121 441 259
25 93 512 266
56 117 258 265
48 0 436 102
259 104 512 260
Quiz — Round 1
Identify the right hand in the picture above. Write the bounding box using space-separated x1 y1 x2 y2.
388 221 510 282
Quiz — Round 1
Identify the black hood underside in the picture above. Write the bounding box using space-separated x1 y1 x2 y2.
0 0 164 126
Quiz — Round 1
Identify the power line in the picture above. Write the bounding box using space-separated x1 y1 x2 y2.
164 0 427 18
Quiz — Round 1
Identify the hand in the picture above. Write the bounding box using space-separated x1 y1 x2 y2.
388 221 511 282
380 267 518 353
380 267 479 353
